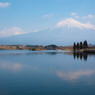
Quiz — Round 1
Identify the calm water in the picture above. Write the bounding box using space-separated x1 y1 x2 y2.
0 50 95 95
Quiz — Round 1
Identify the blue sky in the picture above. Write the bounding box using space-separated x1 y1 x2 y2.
0 0 95 37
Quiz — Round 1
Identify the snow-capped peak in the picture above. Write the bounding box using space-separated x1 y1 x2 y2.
55 18 95 30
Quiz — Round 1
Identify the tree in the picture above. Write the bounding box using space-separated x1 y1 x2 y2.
16 46 19 50
80 42 83 49
77 42 80 50
73 42 76 51
83 40 88 48
32 48 36 51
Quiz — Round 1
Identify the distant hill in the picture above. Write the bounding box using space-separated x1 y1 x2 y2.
0 18 95 45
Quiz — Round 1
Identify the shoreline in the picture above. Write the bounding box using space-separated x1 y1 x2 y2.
0 45 95 53
0 45 73 51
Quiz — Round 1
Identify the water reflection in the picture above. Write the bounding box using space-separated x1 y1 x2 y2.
0 51 63 56
56 69 95 81
73 52 88 61
64 52 95 61
0 50 95 95
0 62 25 72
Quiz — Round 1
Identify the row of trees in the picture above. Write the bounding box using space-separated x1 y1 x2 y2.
73 40 88 51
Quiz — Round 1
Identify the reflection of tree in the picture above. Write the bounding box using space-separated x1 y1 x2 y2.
77 52 80 59
84 54 88 61
73 52 88 61
73 52 76 59
46 52 58 55
80 53 83 60
26 52 60 55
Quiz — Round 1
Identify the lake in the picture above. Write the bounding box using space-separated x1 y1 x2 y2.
0 50 95 95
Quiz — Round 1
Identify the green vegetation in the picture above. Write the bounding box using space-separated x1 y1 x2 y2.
83 40 88 48
29 48 36 51
16 46 19 49
32 48 36 51
80 42 83 49
45 45 58 50
73 40 88 51
73 42 76 51
77 43 80 50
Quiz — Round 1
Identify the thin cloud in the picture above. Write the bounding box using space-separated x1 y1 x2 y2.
74 16 79 18
0 2 11 8
70 12 79 19
34 29 39 32
71 13 77 16
83 15 95 19
43 14 53 18
0 27 26 37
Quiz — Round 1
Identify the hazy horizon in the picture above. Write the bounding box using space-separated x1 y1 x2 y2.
0 0 95 45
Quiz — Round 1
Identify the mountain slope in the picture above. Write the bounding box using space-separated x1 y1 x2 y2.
0 18 95 45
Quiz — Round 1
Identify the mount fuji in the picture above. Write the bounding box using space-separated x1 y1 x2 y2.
0 18 95 45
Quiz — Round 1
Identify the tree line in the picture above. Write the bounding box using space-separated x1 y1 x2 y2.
73 40 88 51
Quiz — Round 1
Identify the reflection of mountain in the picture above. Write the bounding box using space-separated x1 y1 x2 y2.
0 62 25 72
1 51 95 84
0 18 95 45
56 70 95 80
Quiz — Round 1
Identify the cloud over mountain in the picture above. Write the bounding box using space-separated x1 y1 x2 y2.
83 15 95 19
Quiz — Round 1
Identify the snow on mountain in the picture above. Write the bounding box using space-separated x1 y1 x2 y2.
54 18 95 30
